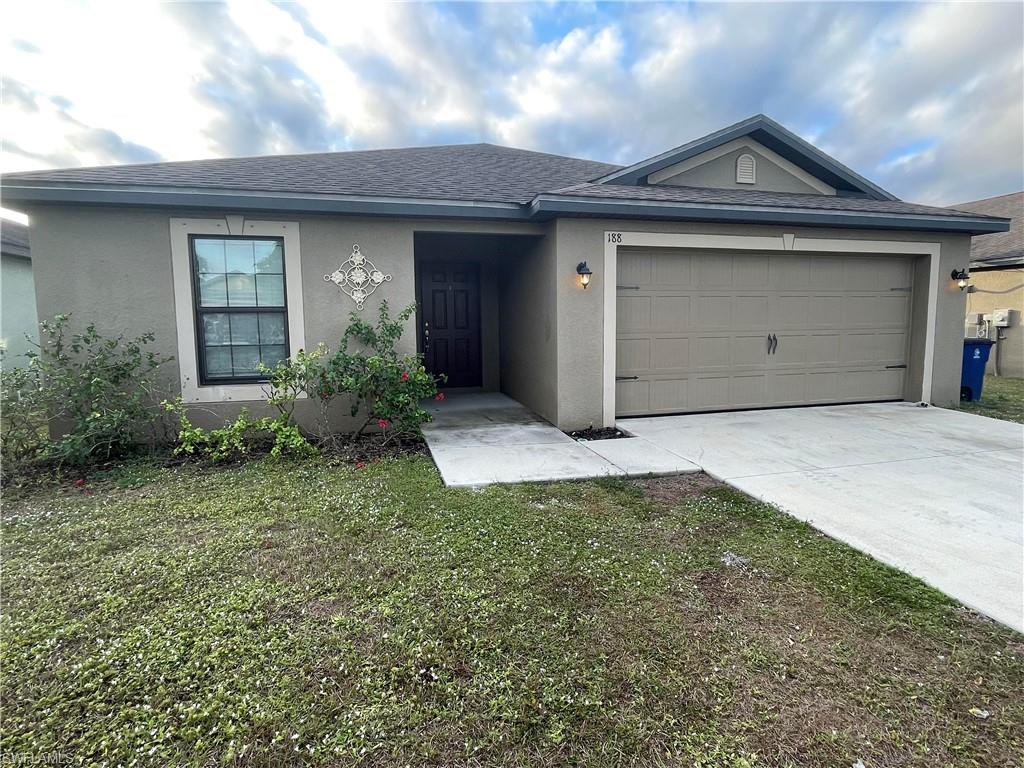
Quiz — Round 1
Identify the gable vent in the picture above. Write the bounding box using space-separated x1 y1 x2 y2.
736 153 756 184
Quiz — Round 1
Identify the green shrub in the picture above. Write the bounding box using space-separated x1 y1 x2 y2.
162 399 314 463
326 301 442 440
1 315 172 471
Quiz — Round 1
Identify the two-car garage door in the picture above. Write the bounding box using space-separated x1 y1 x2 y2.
615 248 914 417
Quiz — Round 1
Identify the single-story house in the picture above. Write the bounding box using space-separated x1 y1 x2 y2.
0 114 1011 431
950 192 1023 379
0 220 38 366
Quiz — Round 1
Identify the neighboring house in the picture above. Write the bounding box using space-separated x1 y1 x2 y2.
950 192 1023 379
0 114 1010 430
0 220 38 367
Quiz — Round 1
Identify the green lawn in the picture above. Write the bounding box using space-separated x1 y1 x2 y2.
2 458 1022 767
959 376 1024 424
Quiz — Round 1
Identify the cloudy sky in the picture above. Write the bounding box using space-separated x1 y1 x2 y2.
2 1 1022 209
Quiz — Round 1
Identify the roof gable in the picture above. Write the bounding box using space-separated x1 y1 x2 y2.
648 138 837 196
594 114 897 201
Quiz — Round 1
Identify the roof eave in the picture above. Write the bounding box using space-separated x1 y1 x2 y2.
3 182 1009 235
0 183 531 222
529 195 1011 235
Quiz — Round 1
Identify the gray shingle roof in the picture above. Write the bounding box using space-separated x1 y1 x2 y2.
946 192 1023 269
545 182 999 220
0 220 29 259
0 138 1009 234
1 144 620 205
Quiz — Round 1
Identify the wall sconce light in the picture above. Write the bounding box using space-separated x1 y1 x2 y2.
576 261 593 289
951 268 969 291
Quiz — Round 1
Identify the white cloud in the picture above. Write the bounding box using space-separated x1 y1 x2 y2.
1 1 1021 204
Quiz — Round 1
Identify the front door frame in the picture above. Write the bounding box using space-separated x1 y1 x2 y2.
602 231 942 427
416 258 483 388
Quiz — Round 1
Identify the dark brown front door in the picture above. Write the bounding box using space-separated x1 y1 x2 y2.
418 261 482 388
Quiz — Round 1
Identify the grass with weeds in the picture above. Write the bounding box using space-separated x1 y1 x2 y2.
958 375 1024 423
2 457 1022 767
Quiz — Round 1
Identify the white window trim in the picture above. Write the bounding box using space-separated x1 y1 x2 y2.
169 216 306 403
647 138 837 195
601 231 941 426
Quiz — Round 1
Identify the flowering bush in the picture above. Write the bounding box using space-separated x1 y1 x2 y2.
327 301 442 440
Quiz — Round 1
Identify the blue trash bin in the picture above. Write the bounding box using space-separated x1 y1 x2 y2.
961 338 995 401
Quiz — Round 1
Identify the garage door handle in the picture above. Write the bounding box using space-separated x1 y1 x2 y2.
885 364 907 369
616 375 640 381
767 333 778 354
618 285 641 290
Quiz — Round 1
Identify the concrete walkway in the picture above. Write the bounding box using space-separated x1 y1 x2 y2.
423 393 698 488
622 402 1024 632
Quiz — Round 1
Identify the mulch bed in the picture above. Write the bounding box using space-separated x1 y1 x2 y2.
565 426 629 441
323 433 429 464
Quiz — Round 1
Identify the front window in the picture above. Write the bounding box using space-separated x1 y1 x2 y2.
190 236 289 383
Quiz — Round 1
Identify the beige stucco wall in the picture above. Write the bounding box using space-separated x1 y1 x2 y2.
552 218 972 430
499 226 558 422
656 146 826 195
25 204 972 433
968 268 1024 378
25 204 545 430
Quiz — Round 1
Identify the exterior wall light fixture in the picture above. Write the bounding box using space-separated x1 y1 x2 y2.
951 268 969 291
576 261 593 289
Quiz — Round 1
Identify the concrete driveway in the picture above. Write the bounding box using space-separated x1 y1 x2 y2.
621 403 1024 631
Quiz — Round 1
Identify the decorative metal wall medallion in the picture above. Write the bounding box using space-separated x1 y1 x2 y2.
323 244 392 309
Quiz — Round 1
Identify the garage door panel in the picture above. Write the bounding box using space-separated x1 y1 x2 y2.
652 379 689 411
695 255 733 287
616 250 913 417
732 335 769 367
653 252 692 286
653 337 689 370
838 369 905 400
877 294 911 325
733 255 770 287
842 295 880 326
807 257 845 288
804 333 842 366
808 294 843 326
768 372 808 405
770 294 809 327
695 336 730 368
733 296 769 328
619 252 652 285
844 258 887 290
617 295 652 331
730 375 766 407
839 331 907 365
693 376 732 409
616 379 650 414
770 256 811 289
694 295 733 329
617 338 651 372
653 295 691 331
875 257 913 288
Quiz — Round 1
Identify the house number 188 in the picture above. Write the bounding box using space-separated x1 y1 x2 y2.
607 232 623 243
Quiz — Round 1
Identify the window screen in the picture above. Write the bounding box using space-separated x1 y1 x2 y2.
191 236 288 383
